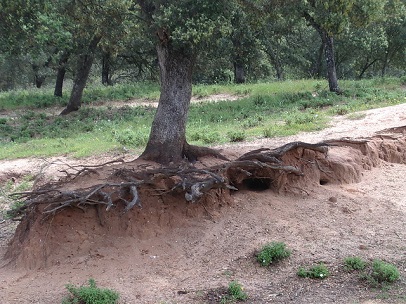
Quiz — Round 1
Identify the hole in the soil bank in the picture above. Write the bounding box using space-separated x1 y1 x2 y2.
243 178 272 191
320 179 329 185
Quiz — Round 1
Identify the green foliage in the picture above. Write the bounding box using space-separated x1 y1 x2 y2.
1 175 34 219
189 129 221 144
256 242 291 267
1 79 405 160
367 260 400 286
297 263 330 279
344 256 367 271
62 278 119 304
220 281 248 303
0 82 159 111
113 128 149 147
151 1 230 50
227 131 246 142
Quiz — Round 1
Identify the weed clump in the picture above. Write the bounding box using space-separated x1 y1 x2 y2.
62 278 119 304
227 131 246 142
361 260 401 287
344 256 367 271
297 263 330 279
256 242 291 267
220 281 248 303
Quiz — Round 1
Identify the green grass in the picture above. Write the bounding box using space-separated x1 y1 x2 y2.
0 174 34 218
0 78 405 160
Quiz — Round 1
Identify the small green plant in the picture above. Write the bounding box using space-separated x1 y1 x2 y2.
297 263 330 279
227 131 246 142
330 105 350 115
368 260 400 285
113 128 148 147
1 175 35 219
62 278 119 304
256 242 291 267
346 112 367 120
242 115 263 128
344 256 367 271
220 281 248 303
189 129 221 144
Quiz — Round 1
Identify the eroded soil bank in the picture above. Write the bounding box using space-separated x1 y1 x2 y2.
0 104 406 304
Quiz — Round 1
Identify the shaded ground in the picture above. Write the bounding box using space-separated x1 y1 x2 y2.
0 103 406 304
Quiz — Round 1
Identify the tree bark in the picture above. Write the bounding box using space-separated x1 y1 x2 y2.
304 12 341 93
54 51 70 97
60 35 101 115
358 58 379 79
233 61 246 84
265 45 285 81
32 64 46 88
310 42 324 78
139 43 195 164
102 51 113 86
321 32 340 93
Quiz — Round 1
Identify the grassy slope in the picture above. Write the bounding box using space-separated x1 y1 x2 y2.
0 78 405 160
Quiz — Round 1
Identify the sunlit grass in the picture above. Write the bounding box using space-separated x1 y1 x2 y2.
0 78 405 161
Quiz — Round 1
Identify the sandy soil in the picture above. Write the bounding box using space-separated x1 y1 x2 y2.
0 103 406 304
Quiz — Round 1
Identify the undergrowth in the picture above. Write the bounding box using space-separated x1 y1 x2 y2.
297 263 330 279
0 175 34 219
256 242 291 266
220 281 248 303
1 78 405 160
62 278 119 304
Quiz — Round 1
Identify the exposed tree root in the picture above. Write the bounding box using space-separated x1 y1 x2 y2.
8 141 331 220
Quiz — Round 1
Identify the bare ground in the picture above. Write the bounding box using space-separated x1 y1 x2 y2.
1 103 406 304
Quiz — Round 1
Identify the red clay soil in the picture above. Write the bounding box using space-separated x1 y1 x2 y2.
0 103 406 304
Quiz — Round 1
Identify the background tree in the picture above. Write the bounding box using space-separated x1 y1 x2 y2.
298 0 386 93
57 0 132 114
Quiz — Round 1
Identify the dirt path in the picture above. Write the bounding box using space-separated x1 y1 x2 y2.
0 103 406 304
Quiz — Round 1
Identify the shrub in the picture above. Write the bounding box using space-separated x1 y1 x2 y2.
227 131 246 142
297 263 330 279
256 242 291 267
113 128 148 147
62 278 119 304
242 115 263 128
369 260 400 285
344 256 367 271
189 129 220 144
220 281 248 303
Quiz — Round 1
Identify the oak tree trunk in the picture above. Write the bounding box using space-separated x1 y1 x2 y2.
102 51 113 86
140 44 194 164
233 61 246 84
321 32 340 93
54 51 70 97
32 64 46 88
304 12 341 93
60 35 101 115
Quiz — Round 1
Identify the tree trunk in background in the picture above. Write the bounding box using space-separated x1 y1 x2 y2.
60 35 101 115
304 12 341 93
54 51 70 97
310 42 324 78
140 43 194 164
32 64 46 88
322 33 341 93
265 46 285 81
233 61 246 84
102 51 113 86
